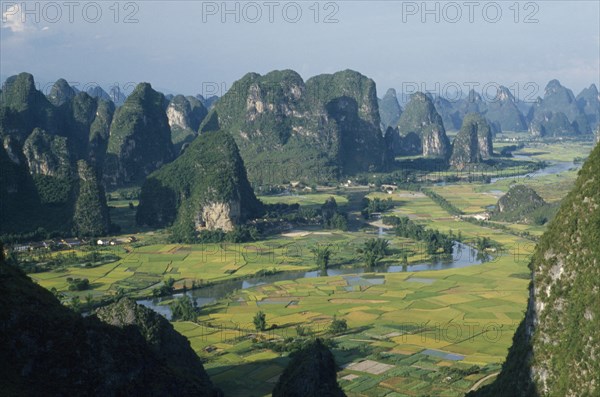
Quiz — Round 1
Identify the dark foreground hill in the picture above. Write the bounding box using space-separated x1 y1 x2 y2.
0 250 221 396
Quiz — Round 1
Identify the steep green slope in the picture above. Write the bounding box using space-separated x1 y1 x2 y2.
449 113 493 169
167 94 208 153
378 88 402 130
136 130 262 235
104 82 174 187
0 73 59 139
485 86 528 132
492 185 554 224
471 142 600 397
73 160 110 236
396 92 451 158
200 69 387 184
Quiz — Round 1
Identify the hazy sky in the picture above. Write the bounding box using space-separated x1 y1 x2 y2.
1 0 599 102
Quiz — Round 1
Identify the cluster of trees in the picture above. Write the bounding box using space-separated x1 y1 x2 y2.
152 277 175 297
253 310 267 331
16 250 120 274
263 203 322 226
0 227 68 245
107 188 141 201
328 315 348 335
66 277 90 291
169 295 199 321
361 197 394 219
383 216 454 255
421 189 464 216
171 224 261 244
358 238 390 267
321 197 348 231
475 236 494 251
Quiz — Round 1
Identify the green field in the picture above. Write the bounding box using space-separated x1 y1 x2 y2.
175 231 530 396
258 193 349 207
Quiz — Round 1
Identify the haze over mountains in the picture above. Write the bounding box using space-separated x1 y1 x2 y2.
379 80 599 136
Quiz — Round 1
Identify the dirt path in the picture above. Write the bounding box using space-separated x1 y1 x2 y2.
469 372 500 392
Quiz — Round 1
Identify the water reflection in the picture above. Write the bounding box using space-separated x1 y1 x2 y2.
137 242 488 319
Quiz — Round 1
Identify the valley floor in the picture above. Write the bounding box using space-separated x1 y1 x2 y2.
28 139 593 396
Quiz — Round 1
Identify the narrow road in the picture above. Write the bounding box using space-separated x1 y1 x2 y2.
469 372 500 392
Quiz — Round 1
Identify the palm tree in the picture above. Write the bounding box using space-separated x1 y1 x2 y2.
362 238 390 268
310 245 332 269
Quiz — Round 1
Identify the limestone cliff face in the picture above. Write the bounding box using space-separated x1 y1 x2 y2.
199 69 388 184
167 95 207 153
527 145 600 395
2 135 21 166
22 128 71 178
167 101 191 130
136 130 263 234
0 135 41 235
396 92 450 158
197 201 241 232
476 120 493 159
449 113 493 169
450 125 480 169
422 123 451 158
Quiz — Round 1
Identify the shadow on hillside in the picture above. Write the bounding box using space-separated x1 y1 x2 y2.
465 318 539 397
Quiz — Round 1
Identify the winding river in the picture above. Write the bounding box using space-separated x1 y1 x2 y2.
139 155 581 319
138 242 487 319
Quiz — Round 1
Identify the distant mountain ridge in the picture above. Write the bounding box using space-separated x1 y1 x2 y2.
386 80 598 135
